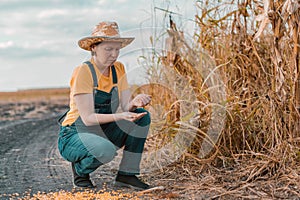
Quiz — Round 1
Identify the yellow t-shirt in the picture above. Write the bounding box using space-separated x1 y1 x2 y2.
62 58 129 126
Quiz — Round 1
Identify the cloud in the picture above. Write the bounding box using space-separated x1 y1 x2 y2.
0 45 62 59
116 0 129 3
37 9 69 19
0 41 14 49
0 0 197 91
0 0 98 11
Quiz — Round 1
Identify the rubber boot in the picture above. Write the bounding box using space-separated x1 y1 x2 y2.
71 163 95 188
115 173 150 190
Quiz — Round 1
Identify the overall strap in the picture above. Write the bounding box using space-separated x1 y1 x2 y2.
58 62 117 126
57 110 69 125
111 65 118 84
58 61 96 125
84 61 98 88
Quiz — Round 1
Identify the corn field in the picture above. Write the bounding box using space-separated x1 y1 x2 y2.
194 0 300 162
142 0 300 199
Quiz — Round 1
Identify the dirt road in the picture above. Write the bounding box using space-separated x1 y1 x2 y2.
0 115 121 198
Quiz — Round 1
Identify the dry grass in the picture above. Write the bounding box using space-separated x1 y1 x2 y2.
141 0 300 199
194 0 300 158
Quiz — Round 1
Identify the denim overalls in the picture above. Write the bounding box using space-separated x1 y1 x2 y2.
58 61 150 176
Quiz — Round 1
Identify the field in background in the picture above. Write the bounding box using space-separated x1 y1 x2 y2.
0 88 69 122
0 88 69 103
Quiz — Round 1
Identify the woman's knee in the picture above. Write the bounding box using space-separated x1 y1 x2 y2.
78 133 117 164
93 139 116 163
134 108 151 126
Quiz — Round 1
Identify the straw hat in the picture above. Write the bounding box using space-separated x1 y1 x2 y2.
78 21 135 51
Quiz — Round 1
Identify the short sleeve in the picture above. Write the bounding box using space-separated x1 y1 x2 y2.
70 65 93 96
115 62 129 92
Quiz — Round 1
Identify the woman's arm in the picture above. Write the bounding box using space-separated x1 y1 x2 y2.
120 89 133 111
75 93 147 126
74 93 117 126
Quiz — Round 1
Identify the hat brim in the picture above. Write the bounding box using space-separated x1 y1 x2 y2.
78 36 135 51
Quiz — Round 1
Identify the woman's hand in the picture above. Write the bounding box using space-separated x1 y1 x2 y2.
116 112 147 122
130 94 151 110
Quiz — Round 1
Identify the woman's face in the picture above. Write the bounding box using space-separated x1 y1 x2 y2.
92 41 122 68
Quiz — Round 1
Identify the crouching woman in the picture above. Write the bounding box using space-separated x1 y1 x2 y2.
58 21 152 190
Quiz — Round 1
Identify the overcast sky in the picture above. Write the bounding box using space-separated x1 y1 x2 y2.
0 0 196 91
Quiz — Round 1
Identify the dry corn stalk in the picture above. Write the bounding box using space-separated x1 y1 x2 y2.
254 0 300 131
183 0 300 159
161 19 210 118
132 83 180 126
160 17 228 159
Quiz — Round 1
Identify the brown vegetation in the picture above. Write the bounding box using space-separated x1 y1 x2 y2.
0 88 70 121
0 88 69 103
145 0 300 199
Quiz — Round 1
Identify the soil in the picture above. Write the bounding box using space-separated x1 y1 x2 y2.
0 95 142 199
1 90 299 199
